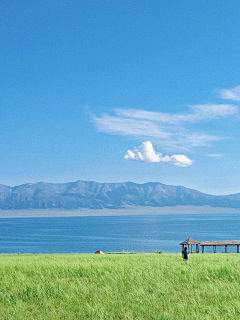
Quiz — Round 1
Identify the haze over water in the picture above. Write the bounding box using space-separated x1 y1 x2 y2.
0 213 240 254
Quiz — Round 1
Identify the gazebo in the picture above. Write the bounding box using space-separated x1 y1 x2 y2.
180 238 200 253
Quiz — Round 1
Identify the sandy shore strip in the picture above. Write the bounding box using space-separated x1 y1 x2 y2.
1 205 240 218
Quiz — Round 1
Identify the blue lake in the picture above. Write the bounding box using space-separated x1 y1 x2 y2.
0 213 240 254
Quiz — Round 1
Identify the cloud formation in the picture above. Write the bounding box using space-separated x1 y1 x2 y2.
124 141 193 167
207 154 222 157
220 85 240 101
116 104 238 123
92 103 238 150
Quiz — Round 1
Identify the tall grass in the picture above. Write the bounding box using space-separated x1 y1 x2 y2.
0 253 240 319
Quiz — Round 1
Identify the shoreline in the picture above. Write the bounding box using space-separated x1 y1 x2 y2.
1 205 240 218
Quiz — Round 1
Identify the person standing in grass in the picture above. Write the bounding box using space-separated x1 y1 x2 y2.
182 246 189 262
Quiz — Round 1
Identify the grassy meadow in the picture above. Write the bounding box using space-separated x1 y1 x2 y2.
0 253 240 319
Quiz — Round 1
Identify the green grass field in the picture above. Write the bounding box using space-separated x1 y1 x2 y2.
0 253 240 319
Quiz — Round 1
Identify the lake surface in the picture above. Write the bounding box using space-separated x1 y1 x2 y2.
0 213 240 254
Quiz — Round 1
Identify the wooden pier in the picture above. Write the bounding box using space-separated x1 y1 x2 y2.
200 240 240 253
180 238 240 253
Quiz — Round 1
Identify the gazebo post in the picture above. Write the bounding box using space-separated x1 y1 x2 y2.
213 245 216 253
196 244 199 253
202 245 205 253
191 244 192 253
225 245 228 253
237 245 239 253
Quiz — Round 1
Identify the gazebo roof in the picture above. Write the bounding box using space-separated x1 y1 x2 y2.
180 237 200 245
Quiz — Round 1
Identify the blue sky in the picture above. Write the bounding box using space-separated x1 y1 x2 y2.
1 0 240 195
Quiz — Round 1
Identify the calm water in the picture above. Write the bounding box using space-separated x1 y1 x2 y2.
0 213 240 254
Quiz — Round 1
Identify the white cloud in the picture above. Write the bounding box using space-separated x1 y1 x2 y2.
92 104 235 150
189 104 239 120
91 90 239 152
124 141 193 167
115 104 238 123
92 114 171 138
220 85 240 101
207 154 222 157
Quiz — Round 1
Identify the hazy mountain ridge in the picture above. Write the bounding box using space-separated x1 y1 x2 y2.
0 180 239 210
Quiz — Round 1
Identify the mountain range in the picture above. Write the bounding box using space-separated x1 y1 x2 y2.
0 180 240 210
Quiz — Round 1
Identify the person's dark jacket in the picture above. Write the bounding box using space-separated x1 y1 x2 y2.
182 249 188 260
